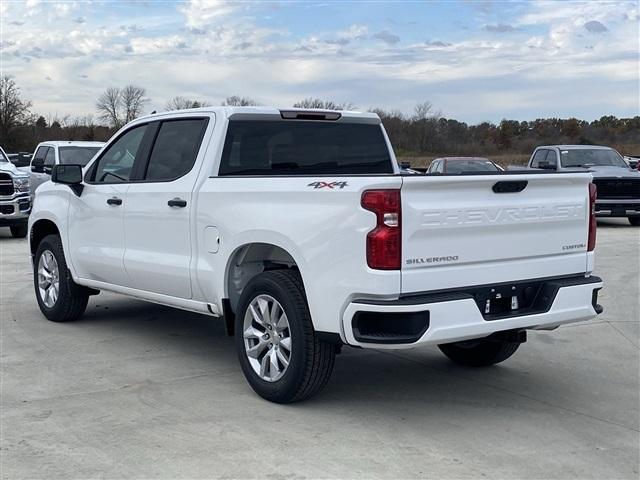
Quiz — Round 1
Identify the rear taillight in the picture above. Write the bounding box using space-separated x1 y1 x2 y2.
361 189 401 270
588 182 597 252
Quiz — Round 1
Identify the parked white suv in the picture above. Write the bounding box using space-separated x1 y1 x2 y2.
24 141 104 193
28 107 603 402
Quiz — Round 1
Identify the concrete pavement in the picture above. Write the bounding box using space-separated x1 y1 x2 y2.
1 219 638 479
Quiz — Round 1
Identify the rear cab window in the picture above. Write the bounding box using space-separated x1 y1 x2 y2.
218 120 393 176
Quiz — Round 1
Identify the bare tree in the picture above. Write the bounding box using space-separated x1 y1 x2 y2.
165 96 211 111
121 85 148 123
293 98 355 110
412 101 440 121
0 76 32 140
96 85 148 127
221 95 260 106
96 87 122 128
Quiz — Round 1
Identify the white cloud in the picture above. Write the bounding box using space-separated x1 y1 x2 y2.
179 0 239 29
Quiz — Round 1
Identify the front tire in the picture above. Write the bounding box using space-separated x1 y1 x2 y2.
628 217 640 226
34 234 89 322
10 224 28 238
438 335 521 367
235 270 337 403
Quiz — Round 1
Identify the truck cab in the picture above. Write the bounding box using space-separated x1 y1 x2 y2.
26 141 104 193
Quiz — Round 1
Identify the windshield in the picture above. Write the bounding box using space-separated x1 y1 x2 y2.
445 160 498 173
59 146 101 166
219 121 393 175
560 149 627 168
0 149 8 163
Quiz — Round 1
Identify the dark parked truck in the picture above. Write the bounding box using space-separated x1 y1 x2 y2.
528 145 640 226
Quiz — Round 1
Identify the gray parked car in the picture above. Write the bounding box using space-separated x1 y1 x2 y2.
528 145 640 226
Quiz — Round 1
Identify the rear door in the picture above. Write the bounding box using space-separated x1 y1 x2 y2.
123 115 211 298
401 173 592 294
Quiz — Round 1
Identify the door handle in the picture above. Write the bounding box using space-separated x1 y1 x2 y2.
168 198 187 208
107 197 123 206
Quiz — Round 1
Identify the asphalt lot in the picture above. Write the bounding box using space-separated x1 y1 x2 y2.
1 219 638 479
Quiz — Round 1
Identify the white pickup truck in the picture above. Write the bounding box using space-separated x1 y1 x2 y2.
29 107 603 403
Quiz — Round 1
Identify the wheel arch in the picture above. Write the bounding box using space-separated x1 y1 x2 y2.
30 219 61 257
224 242 305 316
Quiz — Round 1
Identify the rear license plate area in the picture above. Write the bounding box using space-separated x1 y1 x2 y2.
473 282 544 320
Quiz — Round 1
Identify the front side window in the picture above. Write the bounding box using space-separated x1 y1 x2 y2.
531 150 547 168
560 149 627 168
43 148 56 174
33 146 49 162
219 120 393 176
544 150 558 167
59 147 101 166
144 119 208 181
91 125 147 183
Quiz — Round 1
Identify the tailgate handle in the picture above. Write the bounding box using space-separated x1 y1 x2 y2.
492 180 528 193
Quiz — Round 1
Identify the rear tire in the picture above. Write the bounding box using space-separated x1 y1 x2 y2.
438 335 521 367
10 224 28 238
235 270 337 403
628 217 640 226
34 234 89 322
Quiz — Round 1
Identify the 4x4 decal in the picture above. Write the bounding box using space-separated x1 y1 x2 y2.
307 181 348 189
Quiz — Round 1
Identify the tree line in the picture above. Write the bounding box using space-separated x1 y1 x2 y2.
1 76 638 162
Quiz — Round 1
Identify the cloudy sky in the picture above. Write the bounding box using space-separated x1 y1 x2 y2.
1 0 638 123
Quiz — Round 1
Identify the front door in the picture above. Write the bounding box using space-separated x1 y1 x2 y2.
123 116 211 298
67 123 150 286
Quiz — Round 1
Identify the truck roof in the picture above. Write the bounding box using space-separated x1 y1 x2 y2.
137 106 381 124
37 141 105 148
536 145 613 150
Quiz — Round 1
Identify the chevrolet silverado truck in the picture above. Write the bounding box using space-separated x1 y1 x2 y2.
0 146 31 237
528 145 640 226
28 107 603 403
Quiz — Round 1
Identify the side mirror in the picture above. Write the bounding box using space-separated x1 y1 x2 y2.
52 164 83 184
52 164 84 196
31 158 44 173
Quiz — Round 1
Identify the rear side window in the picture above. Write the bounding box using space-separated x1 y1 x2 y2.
218 121 393 176
145 119 208 181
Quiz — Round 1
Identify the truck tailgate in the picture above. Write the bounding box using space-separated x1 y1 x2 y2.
401 173 592 294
